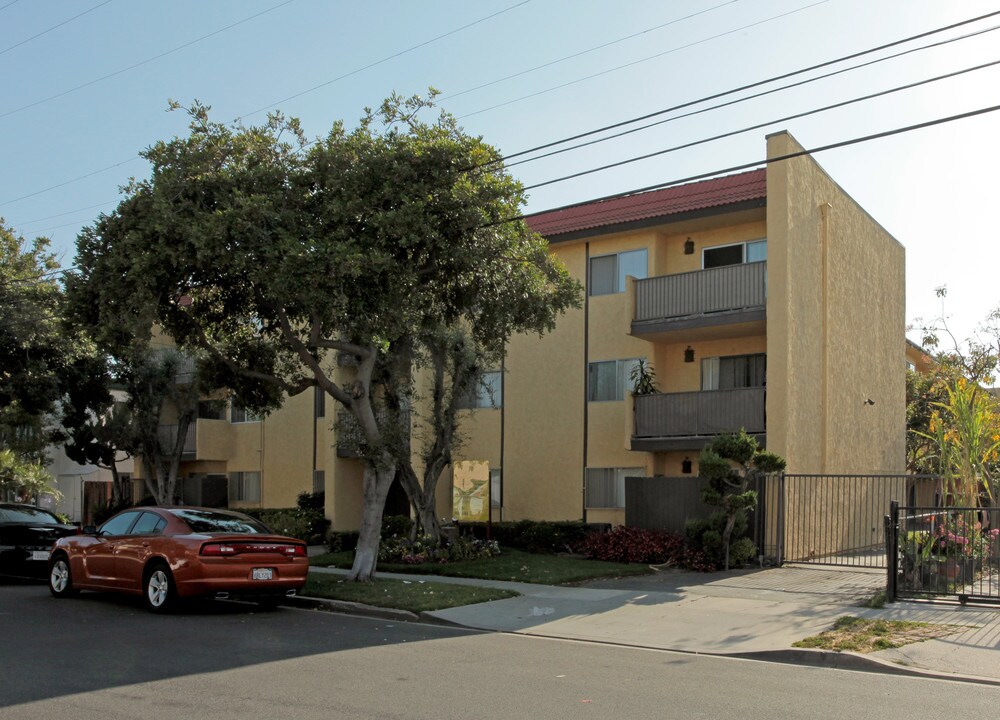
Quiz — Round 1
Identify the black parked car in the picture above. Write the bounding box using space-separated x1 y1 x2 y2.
0 503 78 580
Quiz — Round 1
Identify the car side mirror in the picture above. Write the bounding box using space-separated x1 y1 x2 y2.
82 525 97 535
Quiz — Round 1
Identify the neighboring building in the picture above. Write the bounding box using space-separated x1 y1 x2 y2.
127 130 908 533
445 130 906 527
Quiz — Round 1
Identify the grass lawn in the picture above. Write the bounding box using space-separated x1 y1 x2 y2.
310 548 653 585
792 616 966 653
303 574 518 613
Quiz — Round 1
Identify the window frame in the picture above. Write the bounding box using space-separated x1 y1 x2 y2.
701 239 766 269
228 471 262 503
588 358 643 402
589 248 648 296
230 405 261 424
585 467 645 509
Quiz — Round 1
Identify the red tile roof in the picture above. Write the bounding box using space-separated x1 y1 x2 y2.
525 168 767 238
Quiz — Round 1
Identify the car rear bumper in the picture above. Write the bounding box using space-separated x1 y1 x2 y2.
175 564 308 599
0 549 51 580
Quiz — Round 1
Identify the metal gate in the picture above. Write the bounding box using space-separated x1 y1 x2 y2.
888 502 1000 605
776 474 918 568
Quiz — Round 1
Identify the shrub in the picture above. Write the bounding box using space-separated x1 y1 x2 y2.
461 520 592 553
241 506 331 545
381 514 413 540
579 526 715 571
685 510 758 569
329 531 359 553
377 533 500 565
296 491 325 511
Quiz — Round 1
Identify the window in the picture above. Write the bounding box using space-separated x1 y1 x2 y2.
589 248 647 296
230 405 260 423
313 470 325 494
702 239 766 269
228 471 261 503
129 512 166 535
314 386 326 418
701 354 766 390
457 371 503 409
490 468 502 508
98 511 140 537
171 508 267 534
198 401 226 420
585 467 644 509
588 358 642 402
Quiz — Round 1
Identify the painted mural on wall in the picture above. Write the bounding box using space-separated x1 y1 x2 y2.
453 460 489 521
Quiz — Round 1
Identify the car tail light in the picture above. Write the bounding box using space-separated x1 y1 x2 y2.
200 542 306 557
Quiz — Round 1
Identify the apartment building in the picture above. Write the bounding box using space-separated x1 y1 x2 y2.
447 130 906 527
134 130 906 533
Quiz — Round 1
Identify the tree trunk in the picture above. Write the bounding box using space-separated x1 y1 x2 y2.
348 465 395 582
722 510 737 571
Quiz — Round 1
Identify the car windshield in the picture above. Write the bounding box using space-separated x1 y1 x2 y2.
170 509 269 535
0 506 62 524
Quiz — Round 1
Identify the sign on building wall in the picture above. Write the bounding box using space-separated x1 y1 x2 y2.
452 460 489 521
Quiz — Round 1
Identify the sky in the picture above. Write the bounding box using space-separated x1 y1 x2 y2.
2 0 999 348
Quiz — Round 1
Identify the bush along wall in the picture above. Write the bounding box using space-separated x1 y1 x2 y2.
460 520 595 553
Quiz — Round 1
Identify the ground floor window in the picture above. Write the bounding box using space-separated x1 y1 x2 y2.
228 471 261 503
585 467 644 509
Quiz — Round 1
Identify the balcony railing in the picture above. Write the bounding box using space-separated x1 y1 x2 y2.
633 387 765 439
336 409 410 457
156 423 196 457
634 261 766 325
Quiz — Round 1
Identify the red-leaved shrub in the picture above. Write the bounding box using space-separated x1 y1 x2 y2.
579 526 716 571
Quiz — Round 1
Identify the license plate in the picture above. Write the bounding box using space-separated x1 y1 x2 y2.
31 550 50 561
252 568 273 580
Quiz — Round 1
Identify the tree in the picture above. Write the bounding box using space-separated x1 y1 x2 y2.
691 430 786 570
68 93 580 581
911 290 1000 504
55 352 137 507
0 222 69 460
0 449 60 503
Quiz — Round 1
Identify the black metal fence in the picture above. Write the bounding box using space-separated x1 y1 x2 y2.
887 502 1000 604
778 474 917 568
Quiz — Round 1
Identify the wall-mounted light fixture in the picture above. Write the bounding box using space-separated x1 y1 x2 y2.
683 238 694 255
681 457 692 474
684 346 695 363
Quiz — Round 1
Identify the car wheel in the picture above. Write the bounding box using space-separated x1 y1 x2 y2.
143 562 176 613
49 555 77 598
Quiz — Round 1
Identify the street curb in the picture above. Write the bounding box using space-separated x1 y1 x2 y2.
725 648 1000 687
283 595 474 628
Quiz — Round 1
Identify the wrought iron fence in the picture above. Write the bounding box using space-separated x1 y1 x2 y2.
888 502 1000 604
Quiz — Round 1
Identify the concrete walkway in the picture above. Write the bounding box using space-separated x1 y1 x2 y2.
307 563 1000 684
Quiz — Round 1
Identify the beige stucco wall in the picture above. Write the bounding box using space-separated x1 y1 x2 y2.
766 131 905 474
501 242 586 521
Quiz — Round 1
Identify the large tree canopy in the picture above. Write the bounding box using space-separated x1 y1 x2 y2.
69 93 581 580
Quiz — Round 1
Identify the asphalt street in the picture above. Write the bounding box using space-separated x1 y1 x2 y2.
2 582 998 719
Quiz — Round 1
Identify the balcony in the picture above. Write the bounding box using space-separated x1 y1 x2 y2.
631 387 766 452
631 261 766 339
336 410 410 458
157 424 196 459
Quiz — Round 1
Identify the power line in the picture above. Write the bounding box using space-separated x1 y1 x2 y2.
509 22 1000 171
0 0 111 57
523 56 1000 190
509 102 1000 227
0 157 140 209
11 200 119 228
0 1 21 12
0 0 296 120
457 0 831 119
235 0 533 121
0 1 529 208
439 0 739 102
501 8 1000 164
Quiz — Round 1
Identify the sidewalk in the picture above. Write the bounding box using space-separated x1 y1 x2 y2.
307 563 1000 684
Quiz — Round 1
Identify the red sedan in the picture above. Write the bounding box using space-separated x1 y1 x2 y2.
48 507 308 612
